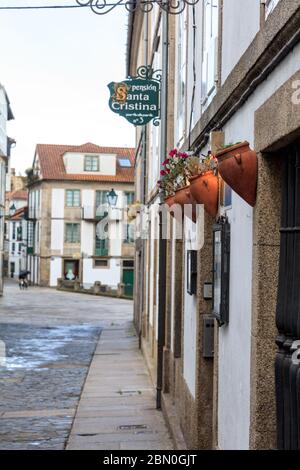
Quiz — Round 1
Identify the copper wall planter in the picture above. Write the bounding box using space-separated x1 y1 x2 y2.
189 171 219 217
215 141 257 207
174 186 196 222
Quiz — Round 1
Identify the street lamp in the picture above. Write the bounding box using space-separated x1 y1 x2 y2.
106 188 118 207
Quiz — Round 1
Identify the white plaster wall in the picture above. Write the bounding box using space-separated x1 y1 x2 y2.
0 88 7 156
63 153 116 176
81 221 94 257
217 43 300 450
51 220 64 252
63 153 85 174
221 0 261 83
183 217 197 398
82 258 121 288
100 154 116 176
170 218 177 352
82 189 94 214
51 189 64 218
50 258 62 287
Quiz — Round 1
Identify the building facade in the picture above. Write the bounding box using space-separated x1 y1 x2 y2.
129 0 300 450
0 83 14 294
27 143 135 292
5 190 28 279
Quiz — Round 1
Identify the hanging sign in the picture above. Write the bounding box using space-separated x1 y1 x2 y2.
108 66 161 127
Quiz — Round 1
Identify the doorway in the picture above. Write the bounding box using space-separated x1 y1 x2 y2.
122 268 134 297
64 260 79 281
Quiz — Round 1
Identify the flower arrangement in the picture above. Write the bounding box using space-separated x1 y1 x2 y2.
157 148 190 196
158 149 217 197
185 152 217 179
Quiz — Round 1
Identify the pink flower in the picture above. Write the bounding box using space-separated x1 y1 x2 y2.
162 158 170 166
179 152 189 159
160 170 166 176
169 149 177 157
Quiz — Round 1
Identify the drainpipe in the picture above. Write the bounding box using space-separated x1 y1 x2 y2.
156 9 168 410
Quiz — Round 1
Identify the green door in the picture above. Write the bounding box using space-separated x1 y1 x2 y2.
123 269 134 297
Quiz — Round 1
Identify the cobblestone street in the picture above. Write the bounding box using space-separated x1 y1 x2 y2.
0 282 173 450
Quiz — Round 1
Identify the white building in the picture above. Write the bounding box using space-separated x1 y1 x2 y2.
27 143 135 294
5 190 28 278
0 83 14 294
130 0 300 450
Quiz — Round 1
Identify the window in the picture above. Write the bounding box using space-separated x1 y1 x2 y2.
125 192 134 207
17 226 22 241
187 250 197 296
11 242 15 253
118 158 132 167
123 260 134 268
95 228 109 256
27 221 34 253
84 155 99 172
94 259 109 268
66 189 80 207
96 190 108 220
124 223 135 243
176 9 187 143
65 223 80 243
212 217 230 326
12 222 16 240
265 0 280 18
202 0 219 106
222 182 232 208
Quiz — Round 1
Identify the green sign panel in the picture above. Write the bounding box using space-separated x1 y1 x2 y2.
108 66 161 127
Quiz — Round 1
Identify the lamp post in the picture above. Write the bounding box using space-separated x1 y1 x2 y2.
106 188 118 207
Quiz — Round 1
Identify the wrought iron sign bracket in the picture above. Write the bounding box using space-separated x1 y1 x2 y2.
76 0 200 16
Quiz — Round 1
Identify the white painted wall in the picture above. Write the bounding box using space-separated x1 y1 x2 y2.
217 43 300 450
221 0 261 83
81 221 94 257
51 189 64 218
100 154 117 176
63 152 116 176
50 258 62 287
51 220 64 253
183 217 197 398
0 88 7 156
82 258 121 288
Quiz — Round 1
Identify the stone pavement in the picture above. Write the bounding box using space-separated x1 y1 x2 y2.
0 281 173 450
66 324 174 450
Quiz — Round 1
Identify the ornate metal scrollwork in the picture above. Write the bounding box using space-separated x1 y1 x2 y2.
76 0 200 16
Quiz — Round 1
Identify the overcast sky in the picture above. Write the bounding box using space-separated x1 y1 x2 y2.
0 0 135 174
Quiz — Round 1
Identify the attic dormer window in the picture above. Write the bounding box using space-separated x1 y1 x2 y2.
84 155 99 172
118 158 131 167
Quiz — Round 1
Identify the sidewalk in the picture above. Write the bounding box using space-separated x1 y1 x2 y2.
66 322 174 450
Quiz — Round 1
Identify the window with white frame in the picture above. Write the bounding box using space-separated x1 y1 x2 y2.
265 0 280 18
84 155 99 172
201 0 219 107
176 8 187 145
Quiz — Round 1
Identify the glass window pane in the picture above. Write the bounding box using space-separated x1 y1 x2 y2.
85 155 99 171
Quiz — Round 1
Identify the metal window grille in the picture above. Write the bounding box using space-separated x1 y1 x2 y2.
276 142 300 449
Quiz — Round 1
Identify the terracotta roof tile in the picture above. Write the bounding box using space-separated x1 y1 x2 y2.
35 143 135 183
10 206 27 220
7 190 28 201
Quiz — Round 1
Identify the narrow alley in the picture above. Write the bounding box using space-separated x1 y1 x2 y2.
0 282 173 450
